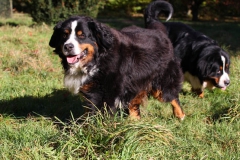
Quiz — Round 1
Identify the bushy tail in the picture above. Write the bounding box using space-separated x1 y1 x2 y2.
144 0 173 27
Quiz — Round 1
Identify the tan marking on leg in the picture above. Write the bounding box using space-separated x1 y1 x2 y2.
141 94 148 107
171 99 185 120
199 92 204 98
151 90 164 102
192 88 204 98
129 91 147 120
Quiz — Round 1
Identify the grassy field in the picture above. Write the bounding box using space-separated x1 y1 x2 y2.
0 14 239 159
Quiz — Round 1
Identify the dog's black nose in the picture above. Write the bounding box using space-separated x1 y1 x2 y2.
64 43 74 51
224 80 230 86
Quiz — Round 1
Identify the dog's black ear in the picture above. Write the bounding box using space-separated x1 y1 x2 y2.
88 21 113 50
49 21 63 48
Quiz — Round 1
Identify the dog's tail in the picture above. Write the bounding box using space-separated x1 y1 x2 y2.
144 0 173 28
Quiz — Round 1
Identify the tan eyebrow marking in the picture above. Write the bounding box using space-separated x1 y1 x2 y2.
64 29 70 34
77 30 83 36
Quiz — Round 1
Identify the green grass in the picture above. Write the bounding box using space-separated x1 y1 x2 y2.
0 14 239 159
0 13 33 27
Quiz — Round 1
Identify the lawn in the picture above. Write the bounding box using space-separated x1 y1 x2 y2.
0 14 239 159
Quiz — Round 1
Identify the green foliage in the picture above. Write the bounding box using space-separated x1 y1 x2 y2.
99 0 151 17
27 0 105 24
169 0 240 20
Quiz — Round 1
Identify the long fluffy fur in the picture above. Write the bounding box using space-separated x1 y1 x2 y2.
144 0 230 97
49 11 185 119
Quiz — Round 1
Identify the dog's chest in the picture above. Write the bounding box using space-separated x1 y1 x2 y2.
64 72 89 94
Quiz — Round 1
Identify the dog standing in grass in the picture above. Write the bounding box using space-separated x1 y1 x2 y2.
49 1 185 120
144 0 230 98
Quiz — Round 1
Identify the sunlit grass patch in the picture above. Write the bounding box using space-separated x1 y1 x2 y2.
0 13 33 26
52 109 175 159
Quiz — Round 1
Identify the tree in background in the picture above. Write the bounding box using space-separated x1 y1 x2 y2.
0 0 12 18
190 0 204 21
99 0 151 17
218 0 240 17
169 0 204 21
11 0 240 23
169 0 240 21
12 0 106 24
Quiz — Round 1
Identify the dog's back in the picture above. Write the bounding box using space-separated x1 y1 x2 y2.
144 0 230 97
163 22 219 61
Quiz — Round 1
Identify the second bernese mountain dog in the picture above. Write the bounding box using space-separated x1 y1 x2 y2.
144 0 230 98
49 2 185 120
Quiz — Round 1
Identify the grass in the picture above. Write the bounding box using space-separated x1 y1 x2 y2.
0 14 239 159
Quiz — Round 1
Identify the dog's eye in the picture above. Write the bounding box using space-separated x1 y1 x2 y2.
79 34 85 38
63 33 68 38
63 32 70 39
217 66 223 74
63 29 70 39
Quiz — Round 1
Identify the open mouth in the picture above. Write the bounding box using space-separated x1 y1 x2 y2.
66 49 87 64
219 86 227 91
215 85 227 91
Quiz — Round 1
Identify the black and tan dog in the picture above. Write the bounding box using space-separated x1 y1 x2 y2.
49 4 185 120
144 0 230 98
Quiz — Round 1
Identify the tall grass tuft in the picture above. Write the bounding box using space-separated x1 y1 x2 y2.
53 109 174 159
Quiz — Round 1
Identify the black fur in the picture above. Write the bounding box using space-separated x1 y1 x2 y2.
144 0 230 97
49 13 185 119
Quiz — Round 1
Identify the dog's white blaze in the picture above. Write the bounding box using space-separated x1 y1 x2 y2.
63 21 81 55
218 56 230 87
184 72 203 90
62 20 92 94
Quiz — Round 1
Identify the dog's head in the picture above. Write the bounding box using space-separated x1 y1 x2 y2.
49 16 113 75
197 46 230 90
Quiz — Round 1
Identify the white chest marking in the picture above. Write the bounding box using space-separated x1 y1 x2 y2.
184 72 202 90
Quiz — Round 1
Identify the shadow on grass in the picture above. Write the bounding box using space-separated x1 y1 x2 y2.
0 21 22 27
207 89 239 123
0 89 85 121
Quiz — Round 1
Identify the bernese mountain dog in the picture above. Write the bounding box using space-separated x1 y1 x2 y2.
144 0 230 98
49 5 185 120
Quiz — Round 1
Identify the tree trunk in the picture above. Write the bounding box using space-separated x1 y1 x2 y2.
191 0 203 21
0 0 12 18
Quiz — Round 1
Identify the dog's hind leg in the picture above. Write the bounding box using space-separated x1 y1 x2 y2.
170 98 185 120
151 89 185 120
128 91 147 120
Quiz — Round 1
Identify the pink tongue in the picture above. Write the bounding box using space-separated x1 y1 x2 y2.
67 55 79 64
221 87 227 91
